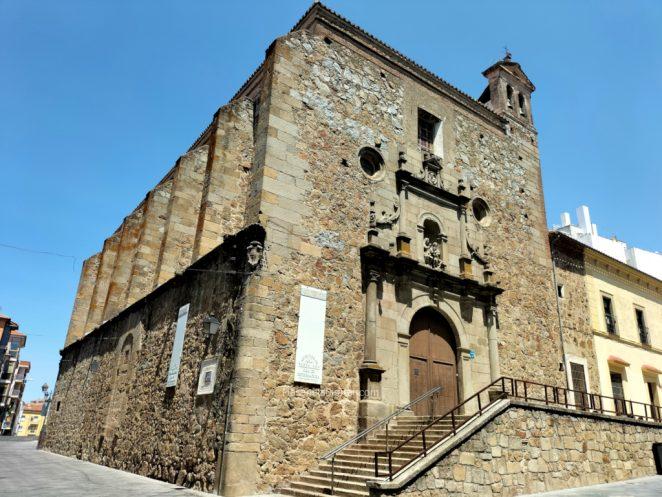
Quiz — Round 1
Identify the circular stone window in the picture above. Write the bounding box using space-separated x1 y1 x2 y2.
358 147 385 180
472 198 491 227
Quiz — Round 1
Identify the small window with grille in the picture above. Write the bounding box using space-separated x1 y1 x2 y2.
418 109 440 153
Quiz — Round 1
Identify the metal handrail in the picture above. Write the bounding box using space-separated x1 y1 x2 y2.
375 376 508 479
375 376 662 481
319 385 442 461
508 377 661 421
319 385 441 495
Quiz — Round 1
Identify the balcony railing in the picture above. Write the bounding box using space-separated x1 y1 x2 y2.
638 325 650 345
374 377 661 481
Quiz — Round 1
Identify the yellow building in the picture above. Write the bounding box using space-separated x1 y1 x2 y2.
16 400 46 437
552 230 661 420
586 249 662 418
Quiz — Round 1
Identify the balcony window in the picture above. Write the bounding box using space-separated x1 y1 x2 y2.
602 296 616 334
635 308 649 345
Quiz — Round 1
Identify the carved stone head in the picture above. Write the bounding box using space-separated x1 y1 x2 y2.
246 241 264 268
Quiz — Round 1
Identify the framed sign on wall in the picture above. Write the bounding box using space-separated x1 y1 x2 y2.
197 357 219 396
294 285 328 385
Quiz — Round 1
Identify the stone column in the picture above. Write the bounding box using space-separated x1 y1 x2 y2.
459 203 473 278
458 347 474 414
364 269 378 365
358 268 385 429
487 305 500 382
396 182 411 257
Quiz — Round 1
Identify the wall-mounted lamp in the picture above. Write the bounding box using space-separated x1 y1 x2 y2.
203 315 220 336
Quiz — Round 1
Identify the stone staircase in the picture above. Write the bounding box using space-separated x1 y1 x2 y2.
280 414 470 497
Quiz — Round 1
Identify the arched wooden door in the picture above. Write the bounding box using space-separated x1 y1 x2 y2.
409 309 458 416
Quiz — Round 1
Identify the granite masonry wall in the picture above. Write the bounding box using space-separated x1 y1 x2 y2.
550 236 601 393
51 5 615 496
64 99 254 347
217 26 567 492
220 29 407 494
42 225 265 493
394 405 662 497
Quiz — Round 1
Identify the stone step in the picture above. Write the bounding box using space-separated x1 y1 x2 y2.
288 480 369 497
281 487 367 497
369 431 451 442
362 435 450 449
334 453 410 464
341 446 421 456
300 475 368 492
318 462 381 475
366 431 450 444
381 422 459 432
309 469 372 483
281 487 334 497
320 458 395 472
392 419 468 428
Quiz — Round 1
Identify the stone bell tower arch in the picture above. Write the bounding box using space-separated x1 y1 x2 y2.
479 50 536 126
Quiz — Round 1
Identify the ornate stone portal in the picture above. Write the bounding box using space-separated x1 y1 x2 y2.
359 155 503 421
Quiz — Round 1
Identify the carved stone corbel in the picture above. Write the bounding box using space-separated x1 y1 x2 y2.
398 150 408 170
246 241 264 269
418 152 443 188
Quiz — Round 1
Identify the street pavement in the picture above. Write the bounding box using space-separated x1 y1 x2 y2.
1 437 661 496
0 438 208 496
524 476 662 497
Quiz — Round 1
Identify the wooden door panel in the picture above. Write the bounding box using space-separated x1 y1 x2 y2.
428 325 455 364
430 361 457 416
409 309 458 417
570 362 588 410
410 357 429 416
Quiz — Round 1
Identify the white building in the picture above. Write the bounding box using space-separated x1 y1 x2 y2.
556 205 662 280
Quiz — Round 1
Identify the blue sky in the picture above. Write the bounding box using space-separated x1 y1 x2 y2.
1 0 660 401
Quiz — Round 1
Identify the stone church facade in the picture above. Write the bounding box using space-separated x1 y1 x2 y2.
41 3 661 496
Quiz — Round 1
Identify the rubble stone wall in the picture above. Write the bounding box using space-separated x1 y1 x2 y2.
243 29 406 491
551 239 601 393
395 405 662 497
221 26 567 492
42 225 265 493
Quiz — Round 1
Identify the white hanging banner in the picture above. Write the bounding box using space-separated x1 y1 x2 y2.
166 303 190 387
294 285 327 385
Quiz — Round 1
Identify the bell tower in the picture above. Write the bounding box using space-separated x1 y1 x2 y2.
479 51 535 126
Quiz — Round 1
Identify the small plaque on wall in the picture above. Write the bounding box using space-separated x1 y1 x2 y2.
196 357 219 396
294 285 328 385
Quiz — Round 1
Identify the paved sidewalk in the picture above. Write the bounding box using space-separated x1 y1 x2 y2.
0 438 208 496
2 438 660 497
524 475 662 497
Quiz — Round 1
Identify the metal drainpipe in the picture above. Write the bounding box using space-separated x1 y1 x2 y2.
550 234 570 390
214 381 234 495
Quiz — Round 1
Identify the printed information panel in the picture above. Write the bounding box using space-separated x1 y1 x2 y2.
166 303 190 387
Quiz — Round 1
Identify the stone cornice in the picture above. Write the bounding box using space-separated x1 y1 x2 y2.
550 231 662 297
593 329 662 356
585 251 662 297
396 169 469 208
360 244 502 303
59 224 266 355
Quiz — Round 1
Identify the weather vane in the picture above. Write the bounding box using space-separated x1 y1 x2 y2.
503 46 512 61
